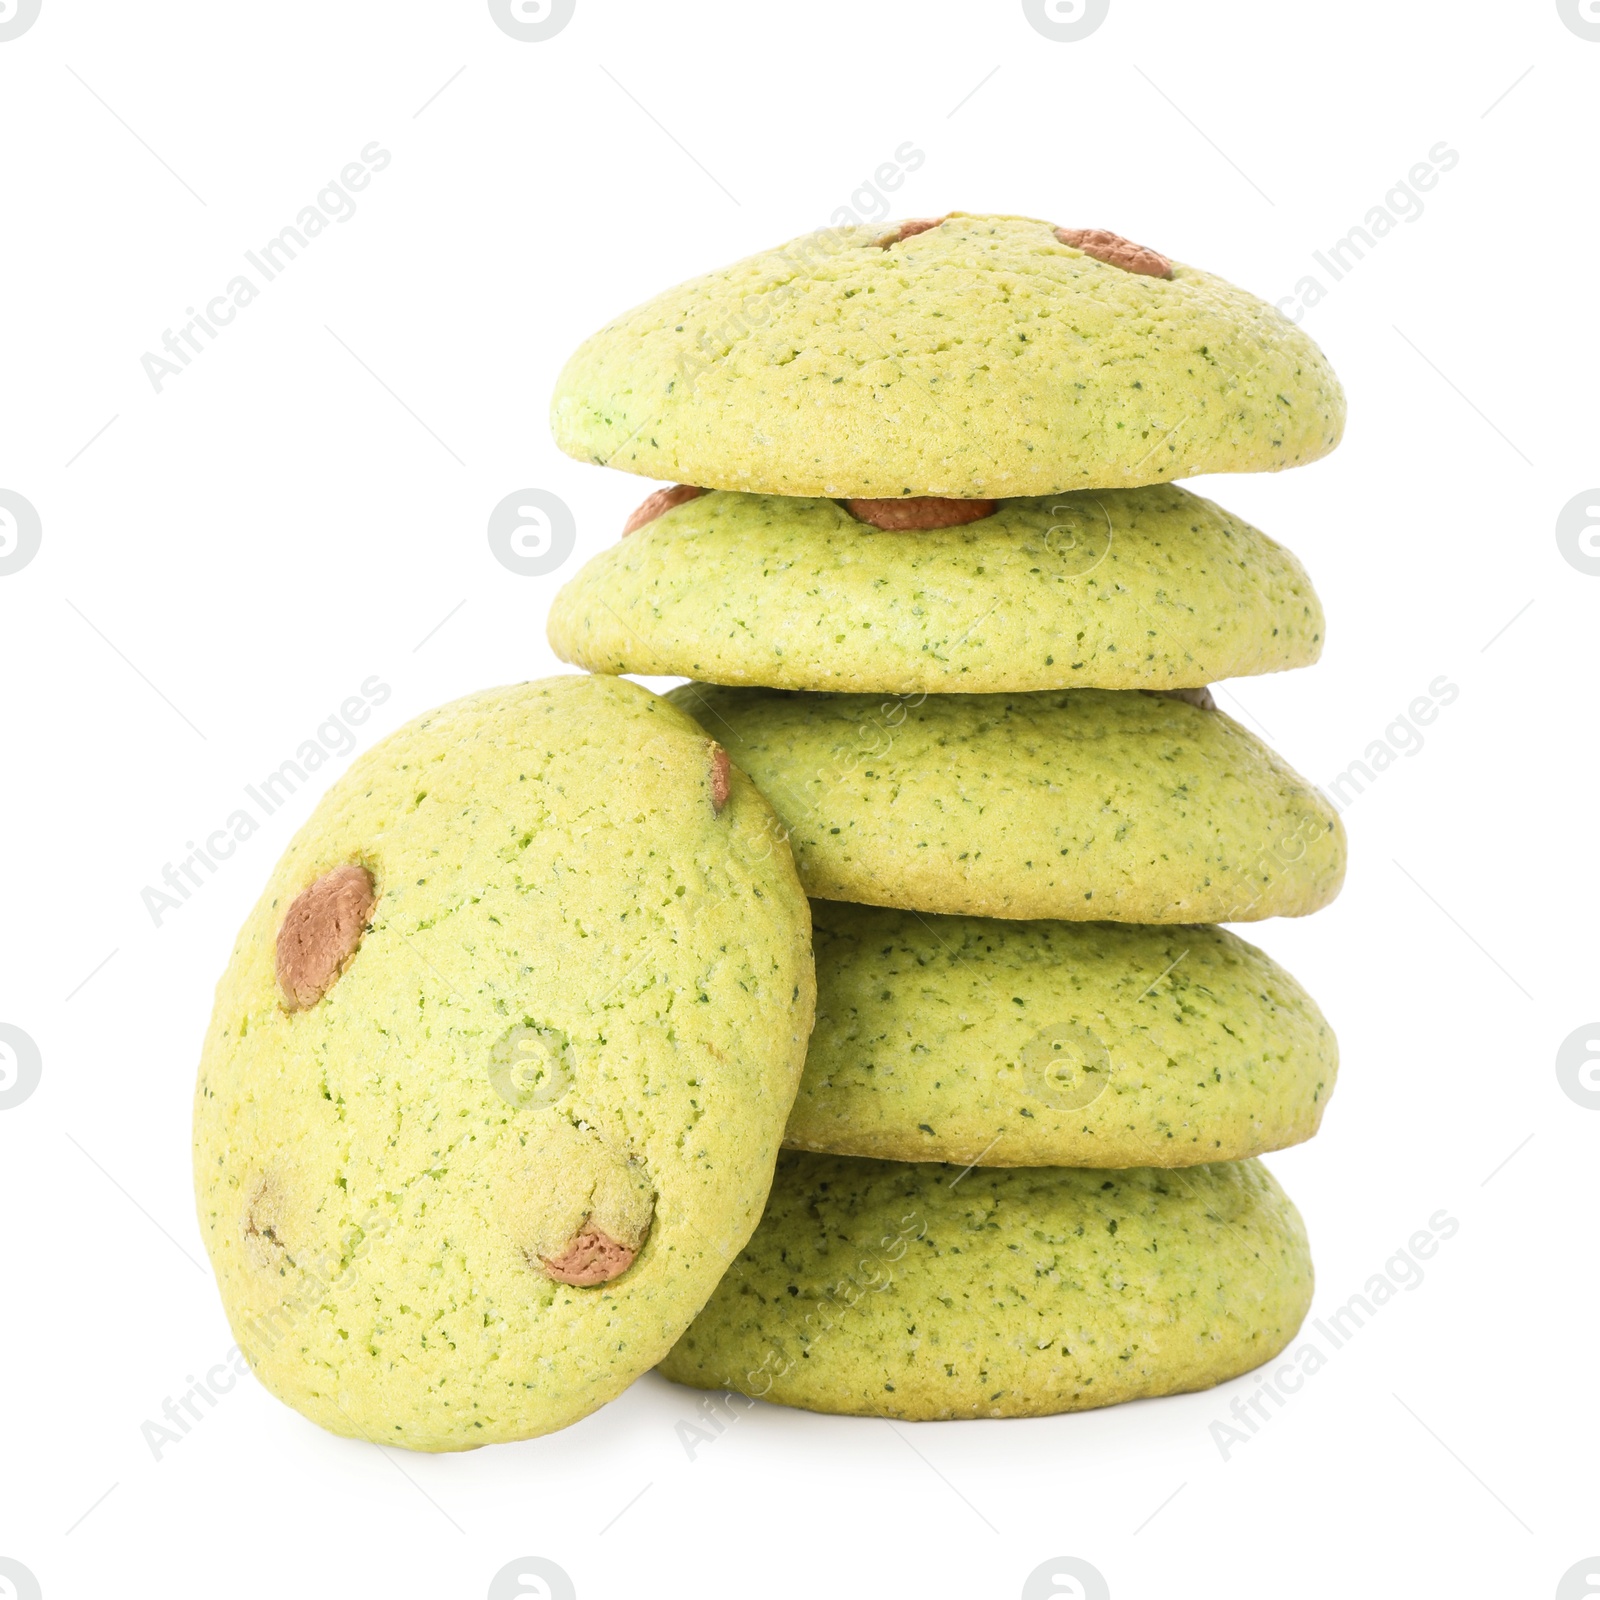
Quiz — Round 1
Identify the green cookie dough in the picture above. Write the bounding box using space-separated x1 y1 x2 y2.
668 684 1345 923
550 212 1345 498
659 1152 1312 1420
193 675 815 1452
547 484 1324 695
787 904 1337 1166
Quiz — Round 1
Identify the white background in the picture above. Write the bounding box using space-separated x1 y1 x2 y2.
1 2 1595 1597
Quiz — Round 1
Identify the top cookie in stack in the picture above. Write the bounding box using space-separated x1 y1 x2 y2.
549 211 1348 1422
552 211 1342 501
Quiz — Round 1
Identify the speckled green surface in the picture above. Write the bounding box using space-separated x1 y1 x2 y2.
550 213 1345 498
668 684 1345 923
659 1152 1312 1419
193 675 816 1451
548 485 1324 694
787 904 1337 1166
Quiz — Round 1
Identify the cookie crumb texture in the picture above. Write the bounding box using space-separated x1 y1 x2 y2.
548 484 1323 695
550 212 1345 498
668 684 1346 922
659 1152 1312 1419
787 906 1337 1166
193 675 815 1451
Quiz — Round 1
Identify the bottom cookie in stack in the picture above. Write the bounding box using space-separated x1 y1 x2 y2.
658 1153 1312 1421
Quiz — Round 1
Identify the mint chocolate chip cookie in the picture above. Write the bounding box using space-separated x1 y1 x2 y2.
193 675 815 1451
659 1151 1313 1419
548 483 1324 695
787 904 1337 1166
551 213 1344 498
669 683 1345 923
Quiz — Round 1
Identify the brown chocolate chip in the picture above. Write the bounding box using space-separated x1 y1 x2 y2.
709 743 731 815
276 863 376 1010
878 216 946 248
1158 686 1217 711
845 497 999 531
1053 227 1173 280
622 483 705 536
541 1226 640 1287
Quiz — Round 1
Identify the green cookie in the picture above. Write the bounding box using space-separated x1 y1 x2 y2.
192 675 815 1452
668 684 1345 923
548 484 1324 695
659 1152 1312 1420
550 212 1344 498
787 904 1336 1166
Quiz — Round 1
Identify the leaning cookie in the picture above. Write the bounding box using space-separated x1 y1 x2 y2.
192 675 815 1451
669 684 1346 923
786 905 1337 1167
659 1153 1313 1420
548 484 1324 695
551 212 1345 498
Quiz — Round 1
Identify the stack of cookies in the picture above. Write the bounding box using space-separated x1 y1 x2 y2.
548 212 1348 1420
191 213 1349 1454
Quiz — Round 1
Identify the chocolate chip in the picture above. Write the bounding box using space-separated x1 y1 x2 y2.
499 1120 654 1288
709 743 731 815
540 1227 641 1287
845 497 999 531
622 483 705 536
276 863 376 1010
878 216 946 248
1053 227 1173 280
